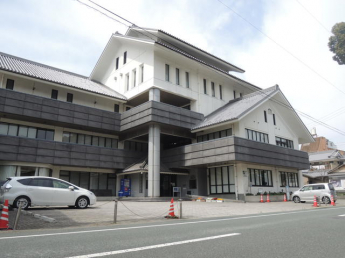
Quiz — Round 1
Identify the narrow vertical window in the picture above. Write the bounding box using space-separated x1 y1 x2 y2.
51 89 58 100
123 51 127 64
67 93 73 103
176 68 180 85
211 82 215 97
185 72 189 88
273 114 276 125
132 69 136 87
6 79 14 90
233 90 236 99
219 85 223 100
114 104 119 113
165 64 170 81
140 64 144 83
116 57 119 70
203 79 207 94
240 93 243 98
126 73 129 91
264 110 267 123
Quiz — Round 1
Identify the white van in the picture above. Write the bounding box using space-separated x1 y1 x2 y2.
291 183 337 204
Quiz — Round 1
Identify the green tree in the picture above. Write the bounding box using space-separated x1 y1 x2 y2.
328 22 345 65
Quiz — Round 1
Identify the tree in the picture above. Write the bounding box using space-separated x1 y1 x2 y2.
328 22 345 65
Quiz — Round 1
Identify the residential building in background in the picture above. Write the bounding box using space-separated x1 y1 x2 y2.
0 27 313 200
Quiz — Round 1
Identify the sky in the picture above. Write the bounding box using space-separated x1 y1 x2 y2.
0 0 344 148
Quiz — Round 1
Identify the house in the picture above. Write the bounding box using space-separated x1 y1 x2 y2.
0 26 313 200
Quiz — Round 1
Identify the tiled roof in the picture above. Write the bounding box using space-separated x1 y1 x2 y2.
0 52 126 100
192 85 279 131
309 150 344 162
302 169 330 178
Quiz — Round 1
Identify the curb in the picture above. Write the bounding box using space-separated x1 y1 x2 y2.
13 209 57 223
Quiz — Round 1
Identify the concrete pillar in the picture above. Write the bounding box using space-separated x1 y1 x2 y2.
148 124 160 197
149 88 160 102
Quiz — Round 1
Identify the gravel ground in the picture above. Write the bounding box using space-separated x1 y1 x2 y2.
2 199 344 231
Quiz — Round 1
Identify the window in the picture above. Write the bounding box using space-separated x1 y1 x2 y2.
219 85 222 100
165 64 170 81
53 179 71 189
123 51 127 64
211 82 215 97
197 128 232 143
249 169 273 187
245 128 269 143
273 114 276 125
116 57 119 70
176 68 180 85
264 110 267 123
62 131 118 149
6 79 14 90
233 90 236 99
30 178 53 188
125 73 129 91
0 123 52 141
126 106 131 111
240 93 243 98
203 79 207 94
276 137 294 149
124 140 148 152
140 64 144 83
185 72 189 88
209 166 235 194
132 69 136 87
51 89 58 99
114 104 119 113
280 172 299 187
67 93 73 103
189 175 197 189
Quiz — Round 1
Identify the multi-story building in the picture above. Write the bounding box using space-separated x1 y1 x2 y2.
0 27 313 200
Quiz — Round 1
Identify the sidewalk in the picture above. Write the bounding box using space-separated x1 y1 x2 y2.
4 199 345 231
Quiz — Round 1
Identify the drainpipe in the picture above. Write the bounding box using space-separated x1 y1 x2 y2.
234 164 238 200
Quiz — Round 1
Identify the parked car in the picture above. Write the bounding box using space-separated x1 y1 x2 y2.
291 183 337 204
0 176 96 209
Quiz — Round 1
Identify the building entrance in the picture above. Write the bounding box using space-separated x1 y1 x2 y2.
160 174 177 197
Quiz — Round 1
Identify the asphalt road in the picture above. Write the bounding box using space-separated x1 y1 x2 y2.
1 207 345 258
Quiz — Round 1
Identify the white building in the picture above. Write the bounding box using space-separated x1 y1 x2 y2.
0 27 314 200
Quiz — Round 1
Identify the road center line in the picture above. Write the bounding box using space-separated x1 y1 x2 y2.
65 233 241 258
338 214 345 217
0 207 344 240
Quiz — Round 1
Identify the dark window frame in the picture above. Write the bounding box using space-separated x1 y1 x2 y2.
116 57 119 70
6 79 14 90
264 110 267 123
176 68 180 85
203 79 207 94
123 51 127 64
67 93 73 103
219 85 222 100
51 89 58 100
211 82 215 97
185 72 189 88
249 168 273 187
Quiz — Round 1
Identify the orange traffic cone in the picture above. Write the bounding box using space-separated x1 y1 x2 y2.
284 194 287 202
331 195 336 206
266 193 271 203
260 194 265 203
168 198 176 217
0 200 10 230
312 195 318 207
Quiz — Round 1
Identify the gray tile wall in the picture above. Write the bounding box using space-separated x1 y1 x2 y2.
0 88 121 133
0 135 145 169
121 101 204 131
161 136 309 169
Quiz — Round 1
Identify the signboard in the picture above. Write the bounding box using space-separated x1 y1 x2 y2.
173 187 181 193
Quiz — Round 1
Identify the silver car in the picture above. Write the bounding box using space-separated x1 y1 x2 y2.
292 183 337 204
0 176 96 209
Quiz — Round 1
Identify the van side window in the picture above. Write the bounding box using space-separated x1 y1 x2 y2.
313 185 325 190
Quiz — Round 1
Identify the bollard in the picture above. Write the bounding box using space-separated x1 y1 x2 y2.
114 199 118 224
179 199 182 219
13 201 23 230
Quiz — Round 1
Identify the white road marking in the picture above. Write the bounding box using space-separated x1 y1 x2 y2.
65 233 241 258
0 207 344 240
338 214 345 217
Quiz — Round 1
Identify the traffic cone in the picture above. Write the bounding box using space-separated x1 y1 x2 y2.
168 198 176 217
312 195 318 207
0 200 11 230
266 193 271 203
260 194 265 203
331 195 336 206
283 194 287 202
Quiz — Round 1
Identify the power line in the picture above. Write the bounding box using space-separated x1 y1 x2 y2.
216 0 345 96
295 0 331 34
75 0 345 138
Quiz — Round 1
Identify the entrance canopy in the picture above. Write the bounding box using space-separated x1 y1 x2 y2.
119 158 189 176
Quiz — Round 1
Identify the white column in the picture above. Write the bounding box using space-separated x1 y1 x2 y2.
148 88 161 197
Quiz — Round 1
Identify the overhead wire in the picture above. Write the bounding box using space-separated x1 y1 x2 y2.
74 0 345 138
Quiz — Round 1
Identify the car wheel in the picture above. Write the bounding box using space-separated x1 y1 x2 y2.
322 196 330 204
76 196 89 209
14 196 30 210
293 196 300 203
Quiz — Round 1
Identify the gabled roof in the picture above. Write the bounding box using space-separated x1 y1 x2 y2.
0 52 126 100
192 85 279 131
